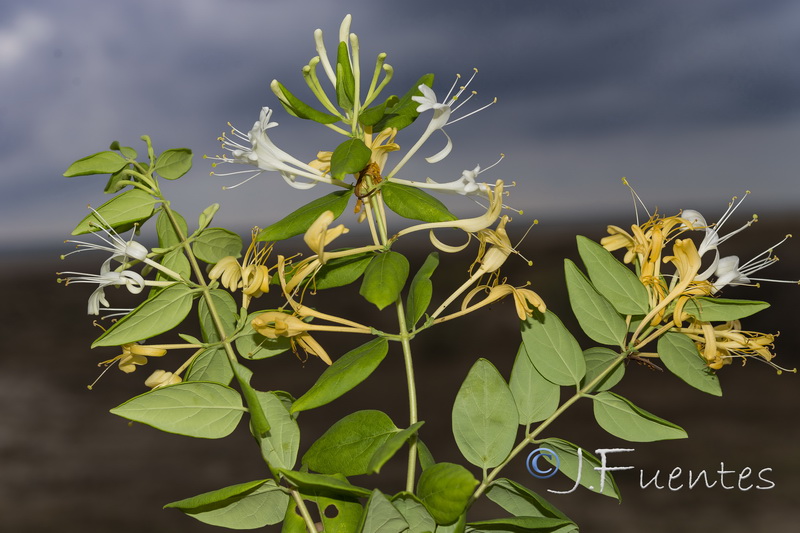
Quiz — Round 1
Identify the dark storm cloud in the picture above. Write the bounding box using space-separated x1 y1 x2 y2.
1 0 799 246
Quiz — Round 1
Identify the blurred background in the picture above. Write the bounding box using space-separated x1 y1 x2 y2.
2 0 799 531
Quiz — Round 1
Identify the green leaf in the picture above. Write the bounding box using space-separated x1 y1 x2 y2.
289 489 363 533
359 490 409 533
581 347 625 393
257 189 353 242
382 182 457 223
155 248 191 282
110 382 244 438
509 343 560 426
235 311 292 360
452 359 518 469
92 284 196 347
291 338 389 413
467 516 575 532
416 463 478 525
302 410 398 476
658 332 722 396
165 479 287 528
485 478 570 521
564 259 627 346
110 140 137 159
406 252 440 326
391 493 436 533
185 347 233 385
156 208 188 248
576 236 649 315
592 391 688 442
360 251 410 310
254 391 300 470
330 138 372 180
71 189 156 235
309 252 374 290
359 95 398 126
278 470 372 498
155 148 193 180
368 421 425 474
198 203 220 232
374 74 434 131
538 438 621 500
64 150 128 176
192 228 243 264
273 80 340 124
335 41 355 109
520 310 586 386
417 440 436 471
198 289 238 342
680 297 770 322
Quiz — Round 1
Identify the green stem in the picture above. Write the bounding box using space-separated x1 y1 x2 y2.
290 489 319 533
468 351 629 504
370 190 419 491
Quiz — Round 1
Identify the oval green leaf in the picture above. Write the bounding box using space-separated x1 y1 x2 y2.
680 297 770 322
521 310 586 386
359 251 410 310
273 80 341 124
185 347 233 385
165 480 287 528
291 338 389 413
368 421 425 474
416 463 478 525
155 148 193 180
257 189 353 242
192 228 243 264
581 347 625 393
92 284 196 347
254 391 300 470
110 382 245 438
405 252 439 327
576 236 649 315
330 138 372 180
64 150 128 177
382 182 457 223
277 470 372 498
509 343 560 426
452 358 518 469
72 189 156 235
592 391 688 442
360 490 409 533
538 438 621 500
658 332 722 396
564 259 627 346
302 410 398 477
485 478 571 521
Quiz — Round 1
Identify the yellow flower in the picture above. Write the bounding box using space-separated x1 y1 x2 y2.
251 311 332 365
436 282 545 323
100 343 167 373
208 229 274 308
145 369 182 389
304 210 349 264
676 319 792 372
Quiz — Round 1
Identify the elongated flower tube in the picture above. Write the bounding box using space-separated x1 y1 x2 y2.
394 180 505 250
712 235 798 292
58 261 147 315
62 209 182 282
145 369 182 389
681 194 757 280
435 283 545 324
304 210 349 264
208 107 347 190
386 70 496 179
99 342 167 373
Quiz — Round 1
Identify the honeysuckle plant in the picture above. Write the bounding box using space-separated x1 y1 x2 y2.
59 15 797 532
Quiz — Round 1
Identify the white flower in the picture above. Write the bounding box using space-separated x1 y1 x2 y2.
712 235 797 291
681 193 756 280
386 70 496 179
58 261 146 315
208 107 338 190
62 209 182 281
390 156 504 197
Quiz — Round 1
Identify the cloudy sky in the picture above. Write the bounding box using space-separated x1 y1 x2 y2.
2 0 800 250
